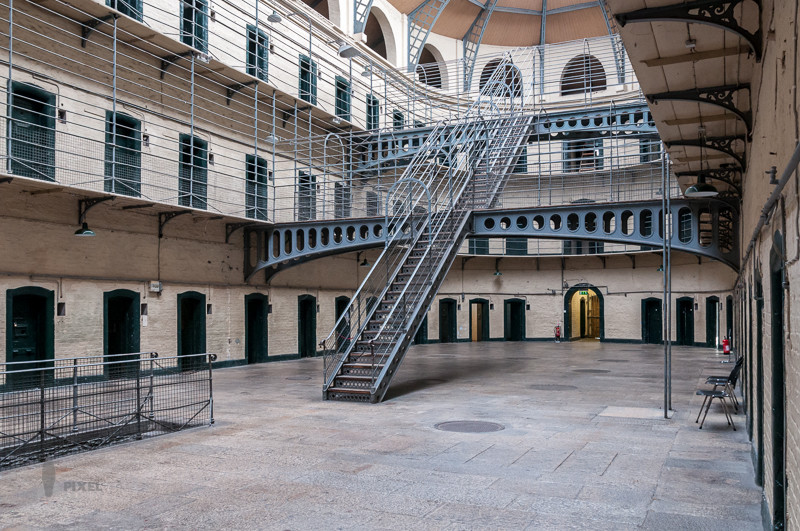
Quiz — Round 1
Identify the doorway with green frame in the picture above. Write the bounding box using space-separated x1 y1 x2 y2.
439 298 457 343
245 294 268 364
469 298 489 342
5 287 54 389
177 291 206 371
104 289 141 378
298 294 316 357
503 298 525 341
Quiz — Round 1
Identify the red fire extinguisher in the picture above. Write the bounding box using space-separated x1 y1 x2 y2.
722 338 731 354
554 324 561 343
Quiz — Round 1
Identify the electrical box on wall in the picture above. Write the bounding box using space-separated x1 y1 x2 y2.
149 281 162 293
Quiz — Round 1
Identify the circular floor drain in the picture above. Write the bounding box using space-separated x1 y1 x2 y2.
529 384 578 391
286 376 312 381
434 421 505 433
572 369 611 373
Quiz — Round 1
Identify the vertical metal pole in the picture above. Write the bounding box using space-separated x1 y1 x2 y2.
208 354 214 425
72 359 78 431
39 368 45 462
7 0 12 175
135 359 142 439
190 52 196 204
111 15 118 192
271 90 276 221
662 149 668 418
666 165 673 411
149 356 155 419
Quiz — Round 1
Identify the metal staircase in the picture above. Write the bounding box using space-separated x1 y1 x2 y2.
320 62 534 402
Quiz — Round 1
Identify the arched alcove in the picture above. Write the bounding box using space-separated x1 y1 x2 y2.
364 7 398 65
300 0 329 19
479 59 523 98
561 54 606 95
416 45 445 89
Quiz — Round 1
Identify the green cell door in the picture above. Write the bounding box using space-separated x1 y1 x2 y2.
104 290 140 378
335 296 350 350
6 287 54 389
641 298 662 344
298 295 316 357
178 292 206 371
439 298 457 343
504 299 525 341
413 316 428 345
245 294 268 364
8 82 56 181
770 236 786 530
676 297 694 346
705 296 719 348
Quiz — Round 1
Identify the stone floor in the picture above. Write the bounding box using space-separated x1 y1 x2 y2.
0 341 762 530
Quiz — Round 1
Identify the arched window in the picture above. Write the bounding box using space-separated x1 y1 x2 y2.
560 54 606 96
479 59 523 98
416 46 442 89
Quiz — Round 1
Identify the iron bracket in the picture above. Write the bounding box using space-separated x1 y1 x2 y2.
226 80 258 105
615 0 763 62
158 210 191 238
665 135 747 170
225 222 255 243
81 14 117 48
160 51 195 80
647 84 752 137
78 196 114 225
676 167 743 195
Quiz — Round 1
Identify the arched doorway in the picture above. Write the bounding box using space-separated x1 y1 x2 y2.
770 232 786 529
641 297 661 344
298 294 317 358
104 289 141 378
245 293 268 364
675 296 694 346
564 285 603 341
5 286 54 389
177 291 206 371
705 296 720 348
503 298 525 341
469 298 489 342
439 298 457 343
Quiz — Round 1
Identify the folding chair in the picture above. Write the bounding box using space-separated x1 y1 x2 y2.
695 357 742 430
704 356 743 412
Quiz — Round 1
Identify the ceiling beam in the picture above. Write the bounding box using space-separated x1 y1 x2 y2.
664 114 733 126
463 0 597 16
642 45 750 67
